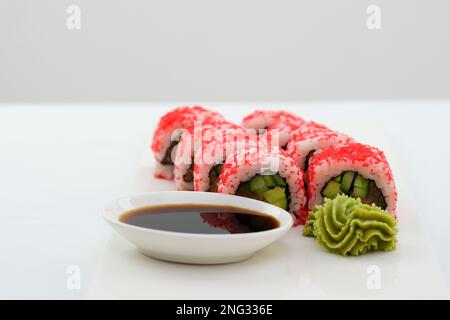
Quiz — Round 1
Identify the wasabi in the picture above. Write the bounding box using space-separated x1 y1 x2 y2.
303 194 398 256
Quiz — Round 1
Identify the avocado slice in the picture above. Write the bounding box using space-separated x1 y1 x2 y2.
262 187 288 210
351 174 370 198
353 174 369 189
321 180 341 199
262 187 286 203
248 175 269 195
272 197 288 210
340 171 355 194
351 187 368 199
263 175 276 188
272 174 287 187
333 175 342 183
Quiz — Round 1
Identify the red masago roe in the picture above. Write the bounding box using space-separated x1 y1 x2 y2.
286 126 353 171
305 143 397 224
241 110 304 133
173 119 243 190
262 120 331 150
151 106 225 179
218 147 307 225
193 129 260 192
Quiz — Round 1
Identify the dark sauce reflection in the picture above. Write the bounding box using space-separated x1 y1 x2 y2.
119 204 280 234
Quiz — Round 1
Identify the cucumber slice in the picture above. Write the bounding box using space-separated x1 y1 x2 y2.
272 197 288 210
352 174 370 198
333 175 342 183
248 175 269 195
321 180 341 199
272 174 287 187
353 174 369 189
351 186 369 199
262 187 286 203
263 175 276 188
213 164 223 175
340 171 355 194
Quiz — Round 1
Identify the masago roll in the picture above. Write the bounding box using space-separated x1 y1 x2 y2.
174 119 242 191
151 106 225 180
305 142 397 224
193 129 261 192
263 120 331 150
217 147 307 226
286 127 353 171
241 110 304 133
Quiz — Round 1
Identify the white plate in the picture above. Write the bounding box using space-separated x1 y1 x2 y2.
87 108 450 299
103 191 293 264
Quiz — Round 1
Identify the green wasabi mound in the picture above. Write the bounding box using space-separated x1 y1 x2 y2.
303 195 398 256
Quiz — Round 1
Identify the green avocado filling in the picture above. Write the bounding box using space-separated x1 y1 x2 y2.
208 168 289 210
321 171 387 209
236 174 289 211
303 195 398 256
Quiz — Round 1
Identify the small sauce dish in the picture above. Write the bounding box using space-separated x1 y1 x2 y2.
103 191 293 264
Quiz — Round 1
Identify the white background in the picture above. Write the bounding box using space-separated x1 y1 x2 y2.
0 0 449 102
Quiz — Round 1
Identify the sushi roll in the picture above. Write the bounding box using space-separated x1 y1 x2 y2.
286 127 353 171
241 110 304 134
193 129 261 192
261 122 301 150
151 106 225 179
262 120 330 150
305 142 397 224
295 120 330 135
174 120 242 191
217 147 307 225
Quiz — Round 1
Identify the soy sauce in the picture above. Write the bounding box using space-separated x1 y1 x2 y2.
119 204 280 234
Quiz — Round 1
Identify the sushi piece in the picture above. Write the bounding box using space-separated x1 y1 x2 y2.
216 147 307 227
295 120 330 136
262 120 330 150
241 110 304 135
193 129 261 192
305 142 397 224
286 127 353 171
151 106 225 179
261 122 301 150
174 120 242 191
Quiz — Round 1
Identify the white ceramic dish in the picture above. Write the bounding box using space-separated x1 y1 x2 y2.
103 191 293 264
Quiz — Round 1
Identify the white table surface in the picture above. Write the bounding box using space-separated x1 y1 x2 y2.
1 102 449 299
